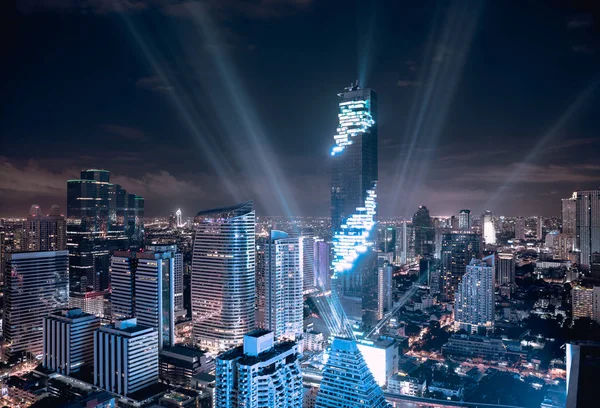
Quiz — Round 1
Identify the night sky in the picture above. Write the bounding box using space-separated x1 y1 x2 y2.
2 0 600 218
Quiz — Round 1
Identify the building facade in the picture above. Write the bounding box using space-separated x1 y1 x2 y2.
3 250 69 360
458 209 471 231
496 252 516 286
214 330 302 408
440 232 482 302
24 204 66 252
43 308 100 375
576 190 600 271
454 255 495 333
413 206 435 258
192 202 256 351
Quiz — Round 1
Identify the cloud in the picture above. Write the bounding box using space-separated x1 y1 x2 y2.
571 44 595 55
17 0 147 14
135 75 173 93
459 162 600 184
163 0 314 20
396 80 420 88
102 124 146 141
567 15 593 30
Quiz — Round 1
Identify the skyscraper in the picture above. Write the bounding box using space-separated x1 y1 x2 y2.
260 230 303 340
43 308 100 375
454 255 495 333
314 239 331 291
3 250 69 360
192 202 256 351
377 261 393 320
214 330 302 408
301 234 316 292
576 190 600 271
482 210 496 245
378 227 396 254
110 247 179 349
330 83 378 326
67 169 144 295
458 209 471 231
496 252 516 286
316 337 390 408
537 216 544 240
562 193 577 235
515 217 526 240
413 206 435 258
395 222 414 265
566 341 600 408
94 318 159 397
25 204 66 252
441 232 482 302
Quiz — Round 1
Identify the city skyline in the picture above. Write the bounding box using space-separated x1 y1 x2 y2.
2 1 600 218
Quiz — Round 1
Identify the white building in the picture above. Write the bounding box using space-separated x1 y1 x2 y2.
387 374 426 396
43 308 100 375
482 211 496 245
94 318 159 397
454 255 495 333
356 337 399 387
192 202 255 352
215 330 302 408
377 262 393 320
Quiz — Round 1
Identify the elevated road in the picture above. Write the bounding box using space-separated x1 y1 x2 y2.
385 393 525 408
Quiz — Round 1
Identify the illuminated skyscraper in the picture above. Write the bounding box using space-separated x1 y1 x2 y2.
515 217 526 240
67 169 144 296
496 252 516 286
562 193 577 235
396 222 414 265
316 337 390 408
260 230 303 340
537 216 544 240
413 206 434 258
3 250 69 360
576 190 600 271
301 234 316 292
377 261 393 320
441 232 482 302
458 209 471 231
566 341 600 408
330 83 378 326
192 202 255 351
454 255 495 333
314 239 331 291
25 204 66 252
482 210 496 245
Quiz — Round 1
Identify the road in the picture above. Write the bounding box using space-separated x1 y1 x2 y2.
385 392 525 408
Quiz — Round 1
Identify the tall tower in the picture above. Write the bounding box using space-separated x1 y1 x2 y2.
576 190 600 271
482 210 496 245
259 230 304 340
25 204 67 251
441 232 482 302
454 255 495 333
458 209 471 231
192 202 256 351
413 206 434 258
562 193 577 235
496 252 516 286
330 83 378 326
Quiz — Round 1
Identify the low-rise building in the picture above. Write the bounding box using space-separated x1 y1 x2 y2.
387 374 426 396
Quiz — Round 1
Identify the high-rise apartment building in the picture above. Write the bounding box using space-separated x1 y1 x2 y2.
441 232 482 302
259 230 303 340
571 285 600 323
94 318 159 397
316 337 390 408
482 210 496 245
576 190 600 271
110 247 179 349
413 206 435 258
537 216 544 240
515 217 526 240
301 234 316 292
496 252 516 286
454 255 495 333
43 308 100 375
192 202 255 351
67 169 144 295
377 261 393 320
562 193 577 235
330 83 378 327
3 250 69 360
215 330 302 408
25 204 66 251
396 222 414 265
458 209 471 231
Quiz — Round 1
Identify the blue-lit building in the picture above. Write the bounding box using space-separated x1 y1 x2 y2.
330 83 378 327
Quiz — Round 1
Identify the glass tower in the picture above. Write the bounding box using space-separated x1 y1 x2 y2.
330 83 378 327
191 201 256 352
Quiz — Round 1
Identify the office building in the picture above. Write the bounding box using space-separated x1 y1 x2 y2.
440 232 482 302
214 330 302 408
314 239 331 291
454 255 495 333
537 216 544 240
259 230 303 340
576 190 600 271
413 206 434 258
67 169 144 295
356 337 399 387
496 252 516 286
43 308 100 375
377 261 393 320
396 222 414 265
330 83 378 327
515 217 526 240
482 210 496 245
420 258 442 294
566 341 600 408
315 337 389 408
301 234 316 292
562 193 577 235
159 346 212 388
458 209 471 231
25 204 66 252
3 250 69 360
110 247 179 349
94 318 159 397
192 202 255 351
378 227 396 254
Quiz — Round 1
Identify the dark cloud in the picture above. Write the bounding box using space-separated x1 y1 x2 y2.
396 80 420 88
102 124 147 141
567 14 593 29
135 75 173 93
